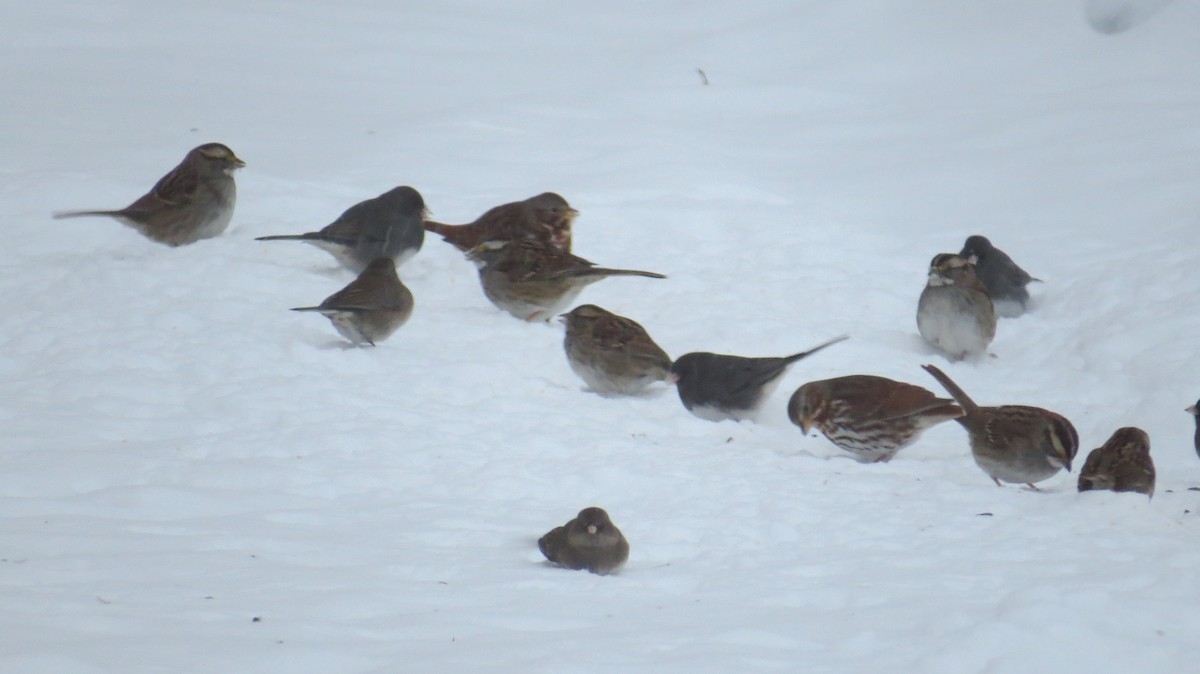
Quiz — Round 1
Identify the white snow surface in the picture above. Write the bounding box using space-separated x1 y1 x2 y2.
4 1 1200 672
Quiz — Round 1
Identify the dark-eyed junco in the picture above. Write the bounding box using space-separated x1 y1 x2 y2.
257 186 426 272
538 507 629 575
787 375 962 463
671 335 848 422
917 253 996 361
922 364 1078 488
467 239 665 322
1186 400 1200 460
959 235 1039 317
426 192 577 253
560 304 672 395
1077 427 1155 497
291 257 413 346
54 142 245 246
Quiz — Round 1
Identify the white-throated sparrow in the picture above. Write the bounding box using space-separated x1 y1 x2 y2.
671 336 848 422
922 364 1078 488
467 239 664 322
54 142 244 246
538 507 629 575
560 304 672 395
257 186 426 272
959 235 1039 317
291 257 413 346
1077 427 1155 497
917 253 996 360
426 192 577 253
788 375 963 463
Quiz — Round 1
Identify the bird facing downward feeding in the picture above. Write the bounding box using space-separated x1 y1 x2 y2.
291 257 413 346
1077 427 1155 498
426 192 578 253
959 235 1039 318
256 186 426 272
467 239 665 322
787 375 963 463
671 335 848 422
538 507 629 575
1187 400 1200 460
54 142 245 246
560 304 673 395
917 253 997 361
922 364 1077 488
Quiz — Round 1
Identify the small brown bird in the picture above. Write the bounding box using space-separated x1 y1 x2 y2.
560 304 673 395
787 375 963 463
54 142 245 246
291 257 413 346
1187 400 1200 460
467 239 665 322
257 186 427 272
1077 427 1155 497
671 336 848 422
922 364 1077 488
917 253 996 360
538 507 629 575
425 192 577 253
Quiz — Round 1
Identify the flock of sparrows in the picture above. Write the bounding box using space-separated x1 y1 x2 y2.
53 142 1198 575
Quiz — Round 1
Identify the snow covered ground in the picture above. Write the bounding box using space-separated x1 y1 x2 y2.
3 0 1200 671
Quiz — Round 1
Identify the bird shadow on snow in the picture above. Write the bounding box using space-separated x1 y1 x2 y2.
1084 0 1176 34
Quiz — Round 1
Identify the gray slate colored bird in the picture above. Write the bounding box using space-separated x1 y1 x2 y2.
257 186 426 272
671 335 848 422
538 507 629 575
787 375 963 463
917 253 996 361
291 257 413 346
922 364 1078 488
467 239 665 322
1077 426 1155 497
1187 400 1200 460
959 235 1039 317
560 304 673 395
54 142 245 246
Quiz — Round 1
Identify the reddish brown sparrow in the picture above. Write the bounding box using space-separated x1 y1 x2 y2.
917 253 996 360
787 375 963 463
291 257 413 346
671 336 848 422
54 142 245 246
959 235 1039 317
560 304 673 395
1077 427 1155 497
257 186 426 272
426 192 577 253
467 239 665 322
538 507 629 575
922 364 1077 488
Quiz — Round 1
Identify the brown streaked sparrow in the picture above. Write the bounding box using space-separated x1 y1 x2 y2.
54 142 244 246
917 253 997 361
1077 427 1155 497
922 364 1078 488
787 375 963 463
291 257 413 346
257 186 426 272
671 335 848 422
538 507 629 575
560 304 673 395
959 235 1039 318
426 192 577 253
467 239 665 322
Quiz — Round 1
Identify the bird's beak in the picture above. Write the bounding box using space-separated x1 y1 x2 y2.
231 155 247 168
558 314 569 325
1187 405 1197 415
799 417 813 435
586 524 597 534
667 372 680 385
